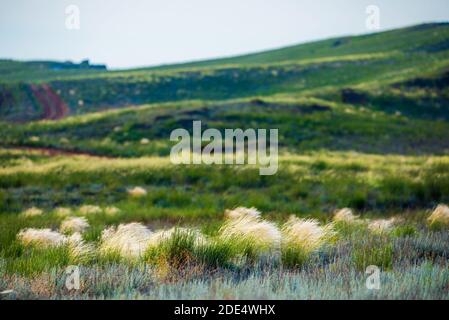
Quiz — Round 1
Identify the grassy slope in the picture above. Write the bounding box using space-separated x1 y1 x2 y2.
1 24 449 299
144 23 449 69
1 148 448 216
1 24 449 155
1 23 448 86
2 96 449 157
1 148 449 300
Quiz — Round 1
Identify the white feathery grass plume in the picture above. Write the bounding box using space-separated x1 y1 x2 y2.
79 205 102 215
282 216 335 254
99 223 153 258
66 232 95 261
225 207 261 220
59 137 70 144
368 218 396 233
140 138 150 145
17 228 66 248
128 186 147 197
333 208 359 223
54 207 72 218
60 217 90 234
17 228 95 261
219 213 281 253
427 204 449 227
20 207 43 218
148 227 208 247
105 206 121 216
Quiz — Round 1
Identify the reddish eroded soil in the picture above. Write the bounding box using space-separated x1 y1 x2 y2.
30 84 70 120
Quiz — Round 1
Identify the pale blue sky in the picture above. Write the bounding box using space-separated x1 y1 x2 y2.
1 0 448 69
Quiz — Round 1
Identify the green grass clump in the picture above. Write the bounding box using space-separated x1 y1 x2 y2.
4 244 72 276
392 225 418 237
281 247 310 268
144 229 241 270
194 239 238 269
352 237 393 271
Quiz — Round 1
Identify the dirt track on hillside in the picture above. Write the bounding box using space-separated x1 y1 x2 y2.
30 84 70 120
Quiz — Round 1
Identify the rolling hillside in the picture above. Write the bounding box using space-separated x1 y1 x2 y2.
0 22 449 156
1 22 449 300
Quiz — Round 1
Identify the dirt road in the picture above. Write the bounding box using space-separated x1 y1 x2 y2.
30 84 70 120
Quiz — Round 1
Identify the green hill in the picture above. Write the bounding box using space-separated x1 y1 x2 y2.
145 22 449 69
0 22 449 156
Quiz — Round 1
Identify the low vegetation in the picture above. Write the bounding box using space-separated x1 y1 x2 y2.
1 23 449 299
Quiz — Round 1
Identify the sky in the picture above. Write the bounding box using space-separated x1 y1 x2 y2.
1 0 449 69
